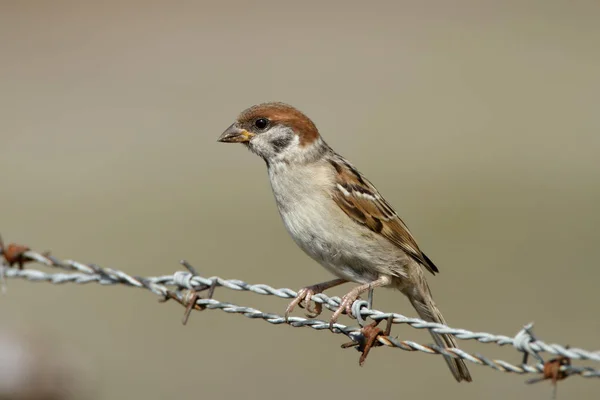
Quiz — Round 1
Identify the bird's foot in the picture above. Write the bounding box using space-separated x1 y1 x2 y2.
285 278 347 321
329 288 363 329
285 285 324 320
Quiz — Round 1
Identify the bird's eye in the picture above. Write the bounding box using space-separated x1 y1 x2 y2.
254 118 269 130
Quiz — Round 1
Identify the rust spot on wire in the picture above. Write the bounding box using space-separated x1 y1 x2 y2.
0 236 33 269
527 353 571 398
160 262 218 325
341 315 393 366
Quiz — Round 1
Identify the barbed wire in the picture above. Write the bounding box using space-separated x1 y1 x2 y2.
1 245 599 385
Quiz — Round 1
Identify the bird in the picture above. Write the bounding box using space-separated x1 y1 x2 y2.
217 102 472 382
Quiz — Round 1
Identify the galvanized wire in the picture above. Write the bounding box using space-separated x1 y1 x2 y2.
1 249 599 381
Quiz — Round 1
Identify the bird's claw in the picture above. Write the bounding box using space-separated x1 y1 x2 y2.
285 286 323 321
329 291 361 330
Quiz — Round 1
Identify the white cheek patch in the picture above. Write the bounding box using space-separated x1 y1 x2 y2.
272 134 302 160
249 126 296 159
271 134 297 154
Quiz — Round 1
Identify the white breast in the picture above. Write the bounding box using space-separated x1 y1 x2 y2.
268 161 337 250
267 161 388 282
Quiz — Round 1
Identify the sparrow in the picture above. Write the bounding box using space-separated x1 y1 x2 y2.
217 102 472 382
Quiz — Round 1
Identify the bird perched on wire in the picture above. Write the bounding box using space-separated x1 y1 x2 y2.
218 102 472 382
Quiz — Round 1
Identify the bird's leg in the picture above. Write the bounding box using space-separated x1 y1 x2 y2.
329 276 391 329
285 278 347 320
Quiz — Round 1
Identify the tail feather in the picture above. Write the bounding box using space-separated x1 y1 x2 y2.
409 291 472 382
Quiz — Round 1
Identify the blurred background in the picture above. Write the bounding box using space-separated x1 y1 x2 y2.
1 1 599 399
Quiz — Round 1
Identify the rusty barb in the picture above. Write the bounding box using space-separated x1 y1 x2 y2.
341 316 394 366
341 314 578 397
158 261 218 325
527 351 572 398
0 235 34 269
2 236 600 389
520 326 573 396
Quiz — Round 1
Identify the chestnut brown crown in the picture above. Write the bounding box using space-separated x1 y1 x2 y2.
236 102 320 146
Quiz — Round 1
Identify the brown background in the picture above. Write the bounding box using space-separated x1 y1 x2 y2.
1 1 599 399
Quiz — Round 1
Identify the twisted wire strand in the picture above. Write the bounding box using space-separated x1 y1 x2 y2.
10 250 600 363
1 250 599 381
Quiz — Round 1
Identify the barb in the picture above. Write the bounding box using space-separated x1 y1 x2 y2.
1 245 599 385
527 354 573 398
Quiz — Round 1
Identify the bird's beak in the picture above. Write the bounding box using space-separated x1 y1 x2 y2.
217 124 255 143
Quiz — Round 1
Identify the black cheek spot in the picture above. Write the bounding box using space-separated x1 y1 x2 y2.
271 136 293 153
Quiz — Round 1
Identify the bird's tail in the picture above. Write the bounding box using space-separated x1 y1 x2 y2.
407 284 472 382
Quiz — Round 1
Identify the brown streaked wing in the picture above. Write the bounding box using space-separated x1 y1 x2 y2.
330 159 439 275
